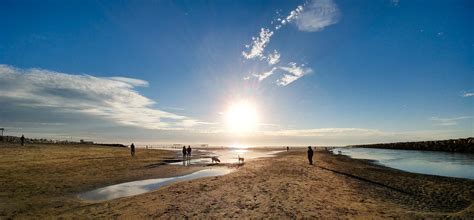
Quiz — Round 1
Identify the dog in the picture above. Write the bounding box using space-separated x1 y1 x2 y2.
211 156 220 163
238 155 244 164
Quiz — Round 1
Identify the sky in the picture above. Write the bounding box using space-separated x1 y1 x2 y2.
0 0 472 146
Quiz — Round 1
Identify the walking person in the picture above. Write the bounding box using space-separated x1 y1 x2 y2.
187 145 192 160
307 146 314 165
287 146 289 151
20 135 25 146
130 143 136 157
182 146 187 158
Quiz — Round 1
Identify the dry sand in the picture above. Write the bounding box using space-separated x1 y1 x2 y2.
0 143 203 218
1 144 473 219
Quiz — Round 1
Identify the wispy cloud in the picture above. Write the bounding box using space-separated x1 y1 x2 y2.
462 92 474 97
294 0 341 32
242 3 303 63
242 0 340 87
162 106 185 111
267 50 281 65
262 128 384 137
390 0 400 6
277 63 313 86
253 67 277 81
0 64 206 130
242 28 274 60
106 77 149 87
280 5 304 26
251 63 313 86
430 116 473 126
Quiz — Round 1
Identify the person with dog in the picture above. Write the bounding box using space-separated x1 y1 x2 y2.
307 146 313 165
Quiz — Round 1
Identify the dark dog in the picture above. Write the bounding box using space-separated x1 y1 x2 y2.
238 155 244 163
211 156 220 163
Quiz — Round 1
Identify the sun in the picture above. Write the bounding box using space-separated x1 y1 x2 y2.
226 100 258 133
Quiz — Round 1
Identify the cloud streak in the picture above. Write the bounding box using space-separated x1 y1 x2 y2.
295 0 341 32
253 67 277 81
430 116 473 126
390 0 400 6
0 65 205 130
462 92 474 97
251 63 313 86
262 128 384 137
277 63 313 86
280 5 304 26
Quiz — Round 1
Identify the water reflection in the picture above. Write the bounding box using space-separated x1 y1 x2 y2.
79 168 232 202
169 149 283 165
333 148 474 179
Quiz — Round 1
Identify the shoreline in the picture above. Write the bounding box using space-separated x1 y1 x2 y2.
1 144 473 218
348 137 474 153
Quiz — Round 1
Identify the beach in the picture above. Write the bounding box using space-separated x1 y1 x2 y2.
1 144 473 218
0 144 204 218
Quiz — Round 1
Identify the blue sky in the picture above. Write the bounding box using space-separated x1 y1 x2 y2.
0 0 472 146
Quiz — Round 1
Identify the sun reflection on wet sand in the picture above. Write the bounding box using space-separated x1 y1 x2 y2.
79 168 233 202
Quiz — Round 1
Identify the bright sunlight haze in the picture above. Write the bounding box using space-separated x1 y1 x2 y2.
226 100 259 133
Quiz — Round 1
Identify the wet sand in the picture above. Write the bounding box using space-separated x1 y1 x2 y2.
1 144 473 218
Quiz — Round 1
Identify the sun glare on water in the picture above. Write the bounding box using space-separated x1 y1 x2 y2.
226 100 258 133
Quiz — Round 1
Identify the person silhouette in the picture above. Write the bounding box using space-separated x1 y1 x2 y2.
20 135 25 146
130 143 135 157
187 145 192 159
287 146 289 151
307 146 313 165
182 146 187 159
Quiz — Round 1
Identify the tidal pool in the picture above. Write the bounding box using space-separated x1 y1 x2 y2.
332 147 474 179
79 168 232 202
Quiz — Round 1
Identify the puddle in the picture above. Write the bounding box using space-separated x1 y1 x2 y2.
79 168 233 202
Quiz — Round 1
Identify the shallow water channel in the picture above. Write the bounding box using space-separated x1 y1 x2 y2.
333 147 474 179
79 168 232 202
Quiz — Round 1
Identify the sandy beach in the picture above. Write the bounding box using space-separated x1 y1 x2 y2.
1 144 473 219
